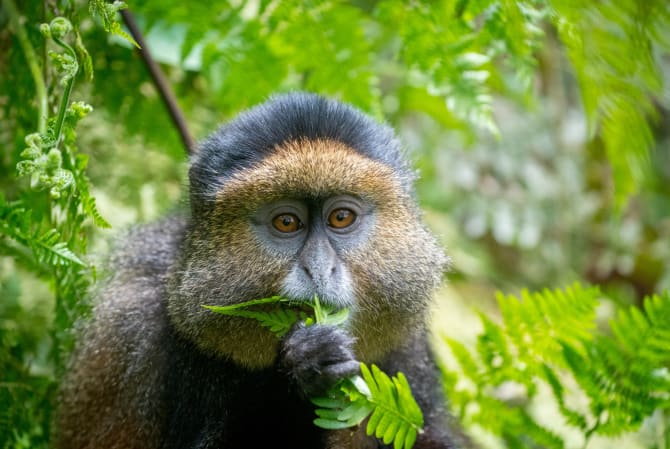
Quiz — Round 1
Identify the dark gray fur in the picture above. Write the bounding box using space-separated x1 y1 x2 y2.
54 93 471 449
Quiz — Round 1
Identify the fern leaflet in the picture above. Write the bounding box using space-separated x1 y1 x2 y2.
0 197 84 267
203 302 300 337
363 364 424 449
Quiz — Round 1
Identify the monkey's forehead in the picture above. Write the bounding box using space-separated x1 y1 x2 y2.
213 139 410 209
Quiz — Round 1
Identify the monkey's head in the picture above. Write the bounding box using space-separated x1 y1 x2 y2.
167 93 447 368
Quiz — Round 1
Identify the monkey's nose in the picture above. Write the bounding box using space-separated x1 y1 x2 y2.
298 231 339 286
301 263 338 284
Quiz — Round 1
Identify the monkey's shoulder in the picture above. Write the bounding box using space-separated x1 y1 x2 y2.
105 214 188 278
84 215 188 337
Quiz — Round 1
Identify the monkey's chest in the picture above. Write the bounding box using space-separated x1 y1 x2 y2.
160 335 325 448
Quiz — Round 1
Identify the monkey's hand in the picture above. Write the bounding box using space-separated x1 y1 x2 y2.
280 323 360 397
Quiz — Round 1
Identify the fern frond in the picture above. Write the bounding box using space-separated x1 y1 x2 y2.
362 364 424 449
203 297 300 337
498 282 600 364
31 229 85 266
83 196 111 228
442 284 670 445
312 295 349 327
550 0 670 206
88 0 139 48
312 364 424 449
542 363 589 431
312 377 374 430
205 295 350 336
0 197 84 267
206 298 423 447
562 293 670 434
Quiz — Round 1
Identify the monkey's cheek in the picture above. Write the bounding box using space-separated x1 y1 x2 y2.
279 264 355 309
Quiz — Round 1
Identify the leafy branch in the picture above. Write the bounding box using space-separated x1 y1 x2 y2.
205 296 424 449
5 11 109 374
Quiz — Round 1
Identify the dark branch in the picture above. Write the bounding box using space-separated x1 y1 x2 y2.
120 9 195 154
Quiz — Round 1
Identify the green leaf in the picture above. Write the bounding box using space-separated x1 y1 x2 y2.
312 294 350 326
311 396 346 409
203 295 286 312
361 364 424 449
442 283 670 445
203 298 299 337
0 198 85 268
313 418 352 430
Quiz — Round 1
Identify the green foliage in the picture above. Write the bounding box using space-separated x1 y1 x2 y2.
0 197 84 268
1 1 109 447
312 364 424 449
204 296 304 337
92 0 668 203
205 295 355 336
88 0 138 47
376 0 546 135
548 0 670 207
206 296 425 449
442 284 670 448
364 364 424 449
130 0 549 131
558 293 670 436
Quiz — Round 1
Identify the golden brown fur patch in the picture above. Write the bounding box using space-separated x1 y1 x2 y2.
215 139 412 211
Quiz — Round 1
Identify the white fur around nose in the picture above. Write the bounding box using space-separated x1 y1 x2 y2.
280 263 355 308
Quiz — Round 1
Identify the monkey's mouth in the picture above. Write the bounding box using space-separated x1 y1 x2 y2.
279 266 356 309
279 290 355 310
273 298 316 313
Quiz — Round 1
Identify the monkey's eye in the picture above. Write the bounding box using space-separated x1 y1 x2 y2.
327 208 356 229
272 213 303 233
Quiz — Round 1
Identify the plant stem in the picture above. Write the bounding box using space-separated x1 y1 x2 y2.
3 0 48 134
51 36 78 148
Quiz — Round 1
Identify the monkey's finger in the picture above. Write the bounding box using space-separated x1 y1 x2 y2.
321 359 361 382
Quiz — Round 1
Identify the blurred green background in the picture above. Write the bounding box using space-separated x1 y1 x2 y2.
1 1 669 448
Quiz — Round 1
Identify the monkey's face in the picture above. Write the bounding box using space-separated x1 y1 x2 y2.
168 139 447 367
250 193 368 309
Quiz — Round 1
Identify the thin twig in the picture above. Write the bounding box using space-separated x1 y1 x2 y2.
4 0 48 134
119 9 195 154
